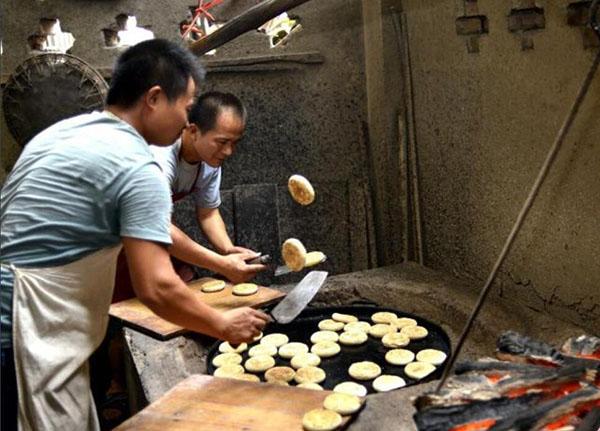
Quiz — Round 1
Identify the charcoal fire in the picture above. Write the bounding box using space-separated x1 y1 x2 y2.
413 332 600 431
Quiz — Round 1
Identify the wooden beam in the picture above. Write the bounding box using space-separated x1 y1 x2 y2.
189 0 314 56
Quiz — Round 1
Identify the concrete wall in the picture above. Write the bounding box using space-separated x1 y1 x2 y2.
399 0 599 332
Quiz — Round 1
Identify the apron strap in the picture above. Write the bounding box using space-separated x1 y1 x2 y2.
173 145 202 203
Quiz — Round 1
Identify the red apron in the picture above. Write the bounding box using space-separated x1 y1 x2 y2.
111 160 202 303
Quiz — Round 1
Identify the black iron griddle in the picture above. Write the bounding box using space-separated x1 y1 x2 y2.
207 304 451 394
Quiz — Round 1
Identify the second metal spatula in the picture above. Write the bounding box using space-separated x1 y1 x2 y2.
270 270 328 324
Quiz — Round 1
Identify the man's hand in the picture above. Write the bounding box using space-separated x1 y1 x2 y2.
220 251 267 284
219 307 271 344
226 245 258 255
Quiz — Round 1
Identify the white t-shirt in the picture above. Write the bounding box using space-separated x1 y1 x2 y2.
151 138 222 208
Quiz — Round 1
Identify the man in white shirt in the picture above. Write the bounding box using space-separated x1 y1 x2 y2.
112 92 264 302
153 92 256 271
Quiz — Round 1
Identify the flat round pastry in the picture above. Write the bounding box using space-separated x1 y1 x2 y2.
232 282 259 296
212 352 242 367
291 352 322 369
373 375 406 392
294 366 326 384
318 319 345 332
393 317 418 329
260 333 289 348
248 343 278 357
371 311 398 324
339 330 368 346
381 332 410 348
268 379 289 386
297 382 323 391
311 341 341 358
310 330 339 344
281 238 307 271
344 321 371 333
253 331 263 342
302 408 342 431
368 323 397 338
305 251 326 267
279 342 309 359
416 349 447 365
323 393 362 415
288 174 315 206
332 312 358 323
265 366 296 383
333 382 368 397
404 361 436 380
385 349 415 366
348 361 382 380
231 373 261 382
213 364 245 378
400 325 429 340
245 355 276 373
200 279 226 293
218 341 248 354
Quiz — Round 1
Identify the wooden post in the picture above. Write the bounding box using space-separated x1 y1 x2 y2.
189 0 314 56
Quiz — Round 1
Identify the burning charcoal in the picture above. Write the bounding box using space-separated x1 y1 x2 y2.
414 334 600 431
497 331 565 366
498 332 600 370
456 358 550 375
495 363 599 401
561 335 600 361
488 385 600 431
415 373 498 409
413 394 541 431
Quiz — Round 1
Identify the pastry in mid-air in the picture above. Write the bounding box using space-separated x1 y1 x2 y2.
288 174 315 206
281 238 307 271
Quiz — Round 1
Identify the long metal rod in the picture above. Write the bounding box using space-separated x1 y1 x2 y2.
436 45 600 392
391 5 424 264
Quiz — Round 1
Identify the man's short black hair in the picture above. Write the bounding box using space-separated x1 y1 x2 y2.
106 39 205 108
189 91 247 133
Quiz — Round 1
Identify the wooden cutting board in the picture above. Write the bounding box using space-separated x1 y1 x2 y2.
115 374 361 431
109 278 285 339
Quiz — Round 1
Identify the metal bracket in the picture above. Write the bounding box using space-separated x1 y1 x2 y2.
508 3 545 50
456 1 489 54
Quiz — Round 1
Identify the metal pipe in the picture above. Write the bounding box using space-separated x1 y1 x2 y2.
391 5 424 265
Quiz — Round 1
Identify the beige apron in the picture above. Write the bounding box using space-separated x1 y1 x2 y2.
10 245 122 431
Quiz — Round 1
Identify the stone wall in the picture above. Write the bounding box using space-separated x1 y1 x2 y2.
1 0 378 279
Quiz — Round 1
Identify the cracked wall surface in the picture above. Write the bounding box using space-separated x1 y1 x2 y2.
401 0 599 333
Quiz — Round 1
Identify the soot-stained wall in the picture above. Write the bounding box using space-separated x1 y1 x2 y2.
399 0 599 333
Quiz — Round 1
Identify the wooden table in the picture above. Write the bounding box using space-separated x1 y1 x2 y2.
115 374 361 430
110 278 285 339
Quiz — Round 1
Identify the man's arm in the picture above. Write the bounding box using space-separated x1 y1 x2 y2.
196 207 256 255
123 236 269 343
169 223 265 283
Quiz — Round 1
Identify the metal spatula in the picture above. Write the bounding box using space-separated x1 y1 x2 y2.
270 270 328 324
274 254 328 277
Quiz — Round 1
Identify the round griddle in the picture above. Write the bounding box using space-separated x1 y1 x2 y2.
207 304 451 394
2 53 108 146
